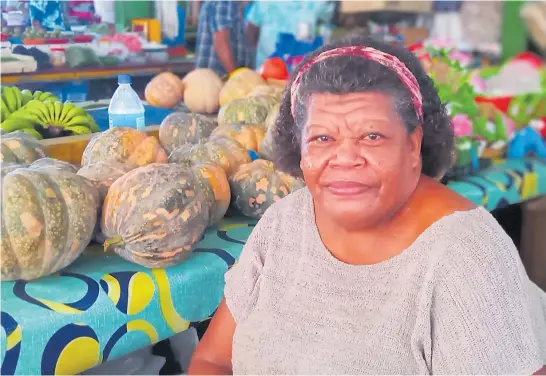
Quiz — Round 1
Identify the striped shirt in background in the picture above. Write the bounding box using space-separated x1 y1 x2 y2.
195 0 253 77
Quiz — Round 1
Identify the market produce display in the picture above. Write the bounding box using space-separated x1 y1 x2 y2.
260 104 281 161
229 159 305 219
182 68 223 114
101 163 212 268
168 136 251 177
218 95 279 126
0 130 48 164
1 163 99 281
1 87 99 139
159 112 218 154
211 123 266 154
145 72 185 109
190 162 231 225
82 127 168 168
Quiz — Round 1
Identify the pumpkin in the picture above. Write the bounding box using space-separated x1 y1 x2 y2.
246 85 284 100
182 68 223 114
102 163 211 268
260 104 280 160
77 162 132 244
77 162 132 202
159 112 218 154
1 163 27 178
1 166 99 281
229 159 305 218
211 123 266 153
28 158 78 173
218 95 279 126
172 158 231 225
169 136 251 177
82 127 168 168
145 72 185 109
219 68 266 106
0 130 48 164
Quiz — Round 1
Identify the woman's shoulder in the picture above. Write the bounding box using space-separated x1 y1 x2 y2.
261 187 313 223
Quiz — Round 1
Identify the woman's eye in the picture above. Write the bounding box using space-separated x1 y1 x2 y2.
314 135 332 142
363 133 382 141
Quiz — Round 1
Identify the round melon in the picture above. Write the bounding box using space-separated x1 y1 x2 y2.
218 95 279 126
1 166 99 281
145 72 185 109
219 69 266 106
168 136 251 177
182 69 223 114
82 127 168 168
229 159 305 219
159 112 218 154
211 123 266 153
102 163 211 268
246 85 284 100
1 131 48 164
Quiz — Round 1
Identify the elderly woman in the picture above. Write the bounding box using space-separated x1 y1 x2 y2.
188 37 546 375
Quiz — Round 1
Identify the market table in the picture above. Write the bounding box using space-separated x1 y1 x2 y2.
1 158 545 375
0 59 195 85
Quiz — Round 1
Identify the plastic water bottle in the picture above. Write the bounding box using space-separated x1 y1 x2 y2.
109 74 145 130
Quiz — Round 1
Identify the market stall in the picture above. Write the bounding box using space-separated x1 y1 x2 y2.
1 39 545 376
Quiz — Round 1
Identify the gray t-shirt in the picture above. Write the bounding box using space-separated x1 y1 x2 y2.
225 188 546 375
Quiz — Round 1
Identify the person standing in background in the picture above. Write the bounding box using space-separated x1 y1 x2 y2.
29 0 66 31
245 1 335 69
195 0 253 77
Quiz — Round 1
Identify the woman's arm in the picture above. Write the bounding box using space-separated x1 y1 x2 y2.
187 299 236 375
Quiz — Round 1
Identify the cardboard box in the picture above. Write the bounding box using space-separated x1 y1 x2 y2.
340 1 432 14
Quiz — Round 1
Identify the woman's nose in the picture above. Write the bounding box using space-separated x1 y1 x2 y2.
329 138 366 168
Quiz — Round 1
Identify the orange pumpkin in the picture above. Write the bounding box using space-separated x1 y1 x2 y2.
145 72 185 109
229 159 305 218
211 124 266 153
191 162 231 224
82 127 168 168
169 136 250 177
102 163 211 268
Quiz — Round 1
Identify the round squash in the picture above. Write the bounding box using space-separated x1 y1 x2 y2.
82 127 168 168
211 123 266 153
0 130 48 164
219 69 266 106
169 136 251 177
159 112 218 154
260 104 280 160
1 166 99 281
246 85 284 100
229 159 305 218
1 163 27 178
102 163 211 268
145 72 185 109
28 158 78 173
77 162 132 202
182 69 223 114
172 158 231 225
77 162 132 244
218 95 279 126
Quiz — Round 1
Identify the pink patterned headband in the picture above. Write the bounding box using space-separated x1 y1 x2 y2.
290 46 424 119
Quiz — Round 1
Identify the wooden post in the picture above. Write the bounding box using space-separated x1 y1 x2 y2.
520 195 546 291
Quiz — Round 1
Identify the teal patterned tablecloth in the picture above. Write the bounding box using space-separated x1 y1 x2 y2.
1 158 545 375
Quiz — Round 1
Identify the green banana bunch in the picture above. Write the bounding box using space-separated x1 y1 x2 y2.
1 87 59 123
2 100 99 139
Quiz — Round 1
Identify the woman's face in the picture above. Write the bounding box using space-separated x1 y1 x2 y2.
300 92 423 230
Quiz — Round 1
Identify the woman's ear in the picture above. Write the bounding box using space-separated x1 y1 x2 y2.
410 125 424 169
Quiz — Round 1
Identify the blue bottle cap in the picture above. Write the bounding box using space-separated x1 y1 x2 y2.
118 74 131 84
